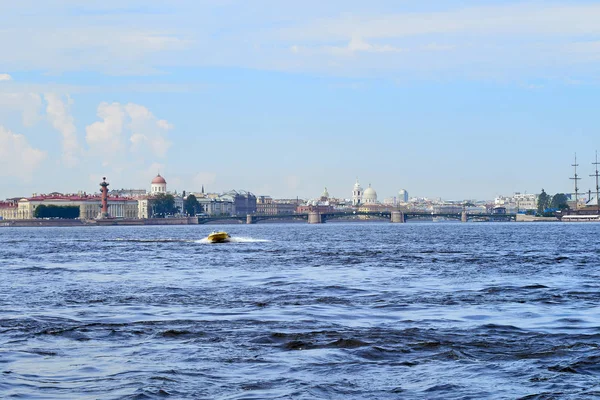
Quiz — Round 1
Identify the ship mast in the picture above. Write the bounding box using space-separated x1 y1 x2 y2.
570 153 581 210
591 151 600 215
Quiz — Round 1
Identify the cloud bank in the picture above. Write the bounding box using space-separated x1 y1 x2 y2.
0 126 46 181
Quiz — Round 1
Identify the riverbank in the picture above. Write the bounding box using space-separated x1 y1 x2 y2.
515 214 559 222
0 217 198 227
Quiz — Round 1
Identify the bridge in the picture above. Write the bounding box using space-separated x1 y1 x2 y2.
197 211 516 224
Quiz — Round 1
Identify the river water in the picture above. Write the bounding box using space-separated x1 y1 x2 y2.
1 222 600 399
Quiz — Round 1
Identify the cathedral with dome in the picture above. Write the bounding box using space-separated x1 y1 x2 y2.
151 173 167 194
352 179 378 206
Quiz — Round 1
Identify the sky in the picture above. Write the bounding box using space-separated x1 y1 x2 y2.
1 0 600 201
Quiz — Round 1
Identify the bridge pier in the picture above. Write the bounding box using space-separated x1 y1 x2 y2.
308 211 322 224
461 211 468 223
246 215 255 224
390 210 405 223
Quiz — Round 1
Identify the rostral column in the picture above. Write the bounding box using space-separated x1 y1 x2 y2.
99 177 109 218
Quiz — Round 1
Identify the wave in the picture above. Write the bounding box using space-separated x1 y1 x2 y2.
113 238 194 243
111 237 269 244
194 236 270 244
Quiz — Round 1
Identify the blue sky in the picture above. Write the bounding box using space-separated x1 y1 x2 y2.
1 0 600 201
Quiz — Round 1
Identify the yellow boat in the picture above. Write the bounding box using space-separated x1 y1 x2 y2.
207 231 231 243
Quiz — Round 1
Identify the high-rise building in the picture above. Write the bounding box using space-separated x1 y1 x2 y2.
399 189 409 203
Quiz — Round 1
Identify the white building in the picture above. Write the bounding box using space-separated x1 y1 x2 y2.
138 174 184 218
495 192 537 212
186 192 235 216
513 193 537 211
5 194 138 220
352 179 363 206
151 174 167 194
351 179 380 206
362 184 378 204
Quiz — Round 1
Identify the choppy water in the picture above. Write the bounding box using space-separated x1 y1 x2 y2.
2 222 600 399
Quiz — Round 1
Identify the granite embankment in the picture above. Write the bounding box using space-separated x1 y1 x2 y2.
0 217 198 227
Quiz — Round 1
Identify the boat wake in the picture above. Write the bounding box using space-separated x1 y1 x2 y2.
113 238 194 243
195 236 270 244
111 237 269 244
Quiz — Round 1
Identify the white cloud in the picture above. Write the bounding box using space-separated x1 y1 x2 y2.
0 24 191 75
0 93 42 127
125 103 172 157
279 4 600 41
157 119 173 130
326 37 404 56
85 101 173 176
4 2 600 83
44 93 80 167
0 74 12 81
85 102 127 157
0 125 46 181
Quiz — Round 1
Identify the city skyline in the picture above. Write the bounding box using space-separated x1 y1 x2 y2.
3 1 600 200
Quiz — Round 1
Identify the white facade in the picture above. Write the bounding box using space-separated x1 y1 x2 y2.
198 197 235 216
10 196 138 220
138 199 150 219
362 184 378 204
151 174 167 194
352 179 363 206
495 193 537 211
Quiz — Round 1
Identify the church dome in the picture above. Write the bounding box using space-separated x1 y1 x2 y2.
363 184 377 203
322 187 329 198
152 174 166 184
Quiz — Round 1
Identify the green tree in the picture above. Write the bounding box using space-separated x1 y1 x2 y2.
149 193 178 218
34 204 47 218
184 194 203 216
537 189 551 214
34 205 80 219
550 193 569 210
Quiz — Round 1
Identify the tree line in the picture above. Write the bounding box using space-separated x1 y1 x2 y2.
34 205 80 219
536 189 569 216
149 193 203 218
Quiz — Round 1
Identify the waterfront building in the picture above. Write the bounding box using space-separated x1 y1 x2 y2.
6 193 138 220
256 196 298 215
495 192 537 213
138 174 184 218
151 174 167 194
221 190 257 215
351 179 380 206
138 198 150 219
352 179 363 206
198 196 235 216
0 200 18 220
513 193 537 211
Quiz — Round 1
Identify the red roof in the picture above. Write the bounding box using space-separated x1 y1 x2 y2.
152 174 167 184
25 194 135 202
